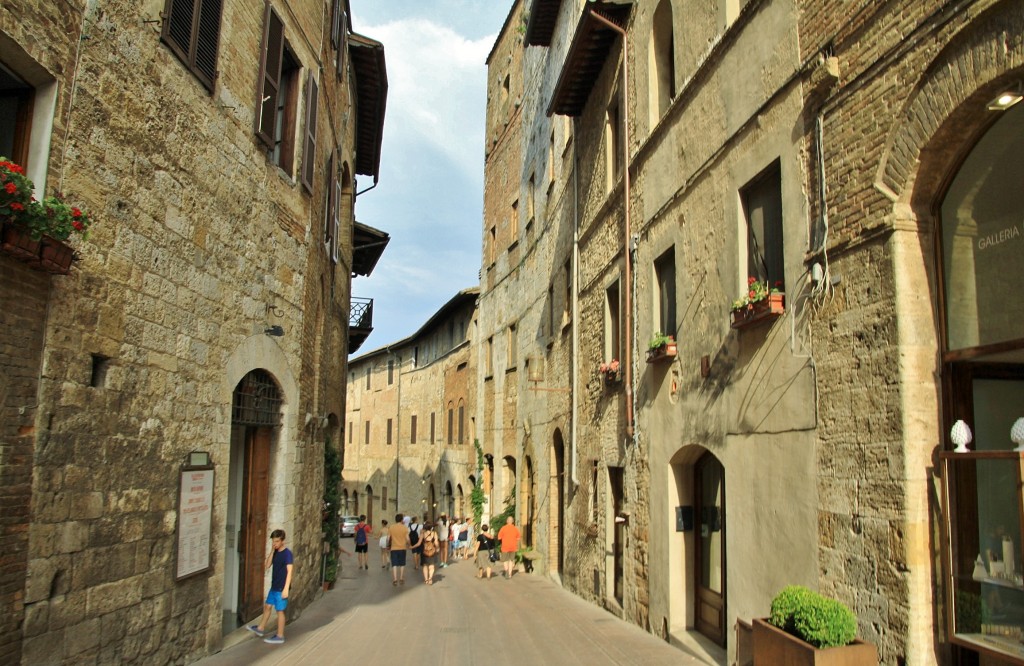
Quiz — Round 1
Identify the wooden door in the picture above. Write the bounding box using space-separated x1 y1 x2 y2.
239 427 271 621
695 453 727 646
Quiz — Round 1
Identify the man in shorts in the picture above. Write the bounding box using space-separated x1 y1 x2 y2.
387 513 411 586
247 529 293 643
497 516 521 579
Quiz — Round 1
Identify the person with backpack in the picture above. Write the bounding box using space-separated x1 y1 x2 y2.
353 515 372 570
472 523 496 579
418 521 440 585
457 517 472 559
408 516 422 570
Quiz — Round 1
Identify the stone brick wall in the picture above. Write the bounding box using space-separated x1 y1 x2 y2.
2 0 364 662
0 259 51 663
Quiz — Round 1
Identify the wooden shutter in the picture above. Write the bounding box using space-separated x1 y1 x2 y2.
301 72 318 194
255 3 284 148
330 0 342 49
194 0 223 85
336 9 348 81
325 154 334 245
162 0 221 91
332 177 341 264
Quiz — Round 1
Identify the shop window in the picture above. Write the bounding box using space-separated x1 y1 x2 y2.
941 103 1024 352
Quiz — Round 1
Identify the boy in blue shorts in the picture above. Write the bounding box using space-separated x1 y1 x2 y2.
247 529 293 644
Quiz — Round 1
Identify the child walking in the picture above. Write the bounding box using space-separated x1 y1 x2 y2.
247 529 293 644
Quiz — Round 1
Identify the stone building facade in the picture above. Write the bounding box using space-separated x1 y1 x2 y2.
0 0 386 663
478 0 1024 665
344 289 479 528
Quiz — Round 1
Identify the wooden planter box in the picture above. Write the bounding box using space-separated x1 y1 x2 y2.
731 293 785 330
645 342 677 364
1 222 75 274
752 618 877 665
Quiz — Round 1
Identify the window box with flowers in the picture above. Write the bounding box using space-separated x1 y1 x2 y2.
731 277 785 330
599 359 621 386
0 157 92 275
646 332 677 364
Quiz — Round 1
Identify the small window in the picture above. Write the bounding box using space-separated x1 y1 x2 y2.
411 415 417 443
387 359 394 385
507 323 518 369
447 407 454 445
655 248 676 337
605 97 623 192
387 419 393 445
269 45 301 174
430 412 436 444
331 0 348 80
255 5 285 148
364 364 370 390
605 282 621 362
381 486 388 510
649 0 676 125
510 200 519 245
741 161 785 292
300 72 318 193
90 354 110 388
486 336 494 377
563 259 573 323
458 403 465 444
161 0 223 91
348 421 352 444
364 420 370 445
488 225 497 265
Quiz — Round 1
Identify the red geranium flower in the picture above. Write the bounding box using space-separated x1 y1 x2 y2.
4 182 17 194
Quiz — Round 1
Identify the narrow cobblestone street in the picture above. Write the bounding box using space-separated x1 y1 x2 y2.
195 544 722 666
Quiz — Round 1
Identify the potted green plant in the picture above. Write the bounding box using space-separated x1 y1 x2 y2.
645 332 677 363
752 586 877 665
731 277 784 330
1 157 92 273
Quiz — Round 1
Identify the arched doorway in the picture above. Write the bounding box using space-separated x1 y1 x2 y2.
364 484 374 526
225 369 283 629
551 431 565 574
695 452 726 646
936 102 1024 663
523 456 536 547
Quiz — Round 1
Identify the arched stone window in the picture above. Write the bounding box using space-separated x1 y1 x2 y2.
648 0 675 128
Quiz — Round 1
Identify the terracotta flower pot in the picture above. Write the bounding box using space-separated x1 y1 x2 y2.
731 293 785 330
752 618 877 665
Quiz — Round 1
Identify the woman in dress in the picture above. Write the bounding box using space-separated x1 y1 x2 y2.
378 519 390 569
472 523 496 579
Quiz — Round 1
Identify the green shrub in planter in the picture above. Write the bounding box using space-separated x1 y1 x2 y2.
769 585 857 649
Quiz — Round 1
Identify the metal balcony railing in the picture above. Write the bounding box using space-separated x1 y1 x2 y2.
350 297 373 330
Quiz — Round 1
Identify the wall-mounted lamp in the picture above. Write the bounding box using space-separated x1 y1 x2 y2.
264 325 285 337
987 85 1022 111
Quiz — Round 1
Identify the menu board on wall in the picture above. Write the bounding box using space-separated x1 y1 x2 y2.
176 467 214 580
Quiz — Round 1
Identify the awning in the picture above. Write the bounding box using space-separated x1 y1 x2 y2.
524 0 563 47
546 2 632 117
352 221 389 277
348 33 388 181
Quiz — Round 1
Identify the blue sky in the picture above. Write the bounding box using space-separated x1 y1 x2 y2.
348 1 513 352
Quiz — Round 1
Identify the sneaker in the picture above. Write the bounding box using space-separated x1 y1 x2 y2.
246 625 265 637
264 635 285 645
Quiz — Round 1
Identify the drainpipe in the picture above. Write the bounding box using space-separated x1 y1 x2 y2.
571 118 580 487
590 11 635 442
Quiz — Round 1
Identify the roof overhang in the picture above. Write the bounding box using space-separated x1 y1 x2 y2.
349 32 388 181
546 1 632 117
352 221 390 277
524 0 563 47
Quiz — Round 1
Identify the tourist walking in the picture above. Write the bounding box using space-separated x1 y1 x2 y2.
449 518 461 561
457 517 473 560
497 516 521 579
378 519 390 569
436 515 450 568
387 514 411 586
246 529 293 644
472 523 496 579
408 515 422 570
353 515 372 570
419 521 440 585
